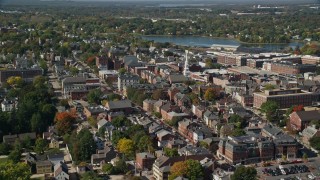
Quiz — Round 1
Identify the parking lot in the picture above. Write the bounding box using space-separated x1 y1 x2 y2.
257 159 320 180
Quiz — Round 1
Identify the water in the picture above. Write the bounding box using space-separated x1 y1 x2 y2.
142 35 304 52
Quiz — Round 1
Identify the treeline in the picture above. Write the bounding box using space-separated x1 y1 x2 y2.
0 76 57 135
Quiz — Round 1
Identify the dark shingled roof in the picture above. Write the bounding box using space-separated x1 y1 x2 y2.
294 110 320 122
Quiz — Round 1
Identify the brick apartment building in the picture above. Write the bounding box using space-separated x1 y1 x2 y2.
268 62 316 75
253 88 318 109
217 133 298 164
301 55 320 65
216 53 247 66
217 135 274 165
247 59 271 68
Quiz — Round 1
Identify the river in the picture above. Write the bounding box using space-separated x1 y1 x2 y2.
141 35 304 52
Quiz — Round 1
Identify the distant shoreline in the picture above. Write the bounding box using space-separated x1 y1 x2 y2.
140 34 304 46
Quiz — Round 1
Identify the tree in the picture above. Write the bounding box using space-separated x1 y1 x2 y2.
70 67 79 76
231 128 246 136
31 112 44 133
231 165 257 180
7 76 23 87
185 159 204 180
169 159 204 180
55 111 76 135
102 163 116 175
34 138 48 155
152 89 166 100
169 161 187 180
73 129 97 162
164 148 179 157
81 171 102 180
118 68 126 75
88 117 97 128
199 141 209 149
260 101 279 121
87 89 102 104
303 153 308 162
204 88 217 102
263 84 276 90
117 138 134 157
111 115 131 128
188 92 199 105
309 137 320 150
0 161 31 180
8 150 22 163
0 143 11 155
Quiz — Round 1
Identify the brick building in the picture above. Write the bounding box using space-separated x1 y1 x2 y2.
0 68 43 82
267 62 316 75
217 135 274 165
136 152 156 170
301 55 320 65
253 88 318 109
289 110 320 131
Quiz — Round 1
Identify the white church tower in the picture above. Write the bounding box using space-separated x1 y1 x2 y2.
183 50 190 77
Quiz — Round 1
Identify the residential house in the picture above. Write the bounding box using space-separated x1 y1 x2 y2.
178 145 211 156
302 125 320 145
105 99 133 114
47 153 64 166
1 98 17 112
54 161 69 180
173 92 191 107
91 146 117 166
117 74 140 91
136 152 156 170
192 105 206 119
203 110 220 130
143 99 157 113
168 74 189 84
289 110 320 131
36 160 52 174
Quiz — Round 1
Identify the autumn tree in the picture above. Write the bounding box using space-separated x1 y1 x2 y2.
7 76 23 87
169 159 204 180
55 111 76 135
169 161 187 180
152 89 166 100
117 138 134 157
204 88 217 102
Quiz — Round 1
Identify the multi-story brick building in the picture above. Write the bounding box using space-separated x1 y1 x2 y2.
253 88 318 109
217 135 274 165
215 53 247 66
265 62 316 75
301 55 320 65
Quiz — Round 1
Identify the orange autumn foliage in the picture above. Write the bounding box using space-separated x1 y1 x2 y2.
55 111 76 135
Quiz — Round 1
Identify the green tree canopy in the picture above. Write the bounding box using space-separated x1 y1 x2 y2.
0 161 31 180
231 165 257 180
87 89 103 104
